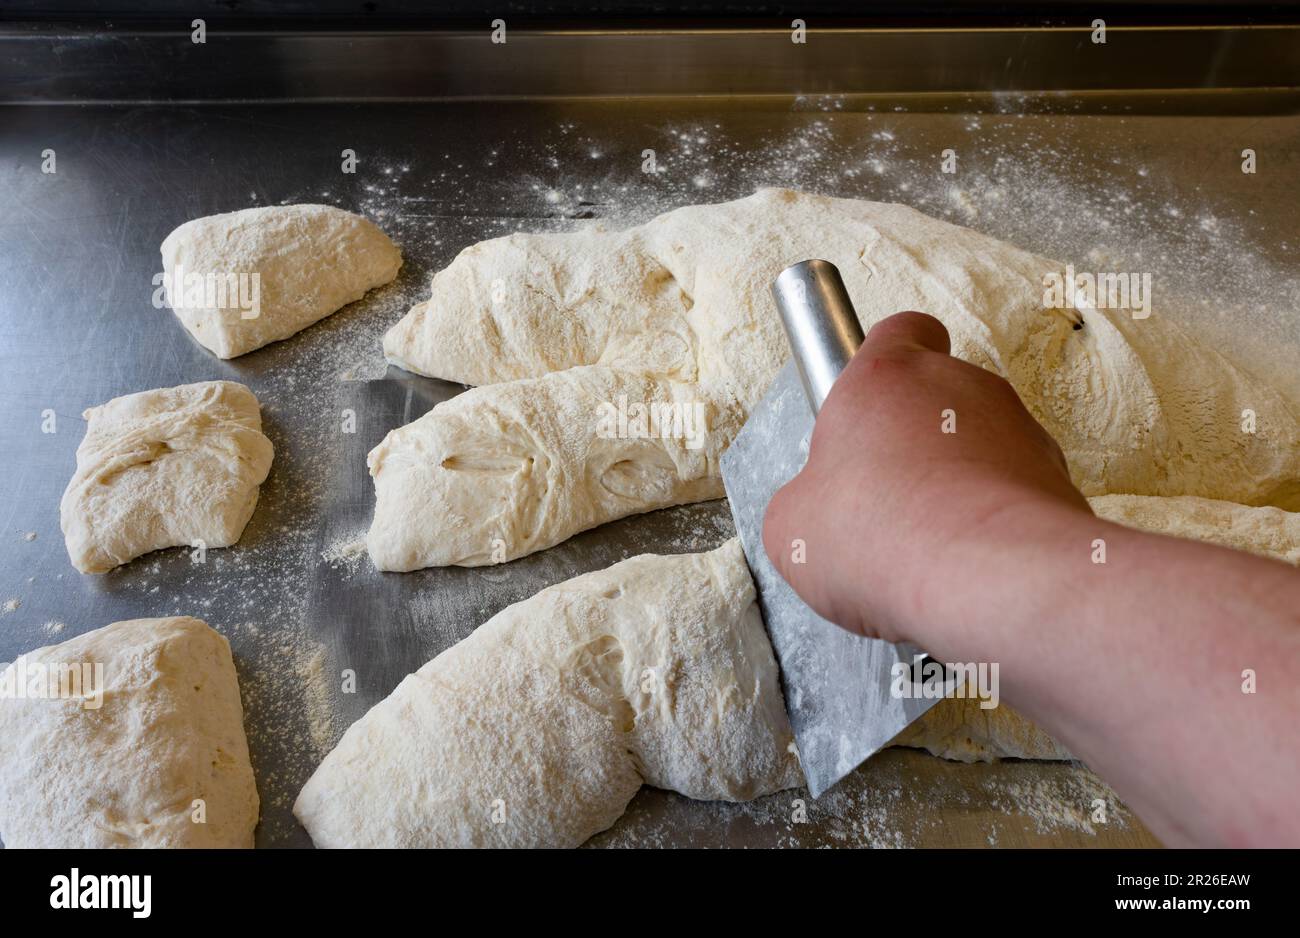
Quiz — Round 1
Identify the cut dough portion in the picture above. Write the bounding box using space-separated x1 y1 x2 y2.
0 617 258 848
367 366 731 569
1091 493 1300 565
162 204 401 358
295 539 802 848
379 189 1300 568
60 380 274 573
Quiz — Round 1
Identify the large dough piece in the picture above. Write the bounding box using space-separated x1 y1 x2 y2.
60 380 274 573
162 204 401 358
378 189 1300 569
368 366 729 569
295 539 802 847
0 617 259 848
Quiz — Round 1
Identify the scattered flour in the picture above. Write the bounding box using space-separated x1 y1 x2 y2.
321 532 369 573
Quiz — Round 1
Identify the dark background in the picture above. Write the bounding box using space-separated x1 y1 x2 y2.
1 1 1299 28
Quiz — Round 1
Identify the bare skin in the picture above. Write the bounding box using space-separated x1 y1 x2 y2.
763 311 1300 847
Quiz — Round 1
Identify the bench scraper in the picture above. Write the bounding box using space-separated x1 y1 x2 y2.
721 259 946 798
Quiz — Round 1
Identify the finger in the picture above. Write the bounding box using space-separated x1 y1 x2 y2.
761 472 810 598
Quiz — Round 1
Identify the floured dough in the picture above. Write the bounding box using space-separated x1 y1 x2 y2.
162 204 401 358
379 189 1300 568
304 498 1300 845
368 366 728 569
0 617 258 848
295 539 802 847
60 380 274 573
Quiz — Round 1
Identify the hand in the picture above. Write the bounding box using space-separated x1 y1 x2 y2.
764 310 1300 847
763 311 1091 644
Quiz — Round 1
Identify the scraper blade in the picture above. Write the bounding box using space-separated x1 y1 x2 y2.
720 259 946 798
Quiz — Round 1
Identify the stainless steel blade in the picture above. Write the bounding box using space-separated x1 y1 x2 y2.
722 260 951 798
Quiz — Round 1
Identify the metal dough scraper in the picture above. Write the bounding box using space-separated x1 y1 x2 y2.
721 259 945 798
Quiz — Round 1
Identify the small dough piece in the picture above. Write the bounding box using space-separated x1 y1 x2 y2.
1091 493 1300 565
0 617 259 848
295 539 802 848
367 365 730 569
162 204 401 358
60 380 274 573
380 189 1300 568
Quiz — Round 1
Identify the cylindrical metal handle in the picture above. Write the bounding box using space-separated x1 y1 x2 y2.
771 259 865 414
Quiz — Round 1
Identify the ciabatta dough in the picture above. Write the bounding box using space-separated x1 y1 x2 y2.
60 380 274 573
367 366 729 569
0 617 258 848
305 498 1300 845
162 204 401 358
379 189 1300 568
295 539 802 848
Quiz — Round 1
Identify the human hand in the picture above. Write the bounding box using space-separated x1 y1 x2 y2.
763 311 1091 644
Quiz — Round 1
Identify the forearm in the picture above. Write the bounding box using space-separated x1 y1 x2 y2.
910 502 1300 847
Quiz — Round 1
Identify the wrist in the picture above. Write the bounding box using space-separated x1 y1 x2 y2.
904 495 1099 659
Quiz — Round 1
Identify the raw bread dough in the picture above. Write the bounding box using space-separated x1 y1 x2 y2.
0 617 258 848
368 366 728 569
162 204 401 358
295 539 802 847
366 189 1300 797
379 189 1300 569
60 380 274 573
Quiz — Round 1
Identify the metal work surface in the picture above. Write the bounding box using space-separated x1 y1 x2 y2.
2 26 1297 848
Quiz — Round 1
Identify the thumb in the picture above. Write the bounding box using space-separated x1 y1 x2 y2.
761 468 818 606
762 468 871 637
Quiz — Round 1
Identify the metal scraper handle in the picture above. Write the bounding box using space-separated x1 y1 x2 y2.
771 259 865 414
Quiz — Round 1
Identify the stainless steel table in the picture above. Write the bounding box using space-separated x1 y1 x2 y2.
2 25 1296 847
